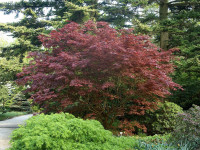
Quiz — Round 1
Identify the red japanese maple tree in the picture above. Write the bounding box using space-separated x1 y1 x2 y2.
17 21 181 131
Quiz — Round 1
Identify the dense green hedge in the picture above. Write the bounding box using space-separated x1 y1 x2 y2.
10 113 138 150
134 101 183 135
145 101 183 134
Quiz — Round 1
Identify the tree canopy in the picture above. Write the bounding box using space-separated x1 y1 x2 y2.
17 21 180 130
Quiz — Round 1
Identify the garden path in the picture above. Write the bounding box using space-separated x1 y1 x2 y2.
0 114 32 150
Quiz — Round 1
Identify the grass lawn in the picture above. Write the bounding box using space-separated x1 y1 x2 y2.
0 111 28 121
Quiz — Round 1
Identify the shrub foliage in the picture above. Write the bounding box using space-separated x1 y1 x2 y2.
171 104 200 149
139 101 183 135
10 113 137 150
17 21 180 129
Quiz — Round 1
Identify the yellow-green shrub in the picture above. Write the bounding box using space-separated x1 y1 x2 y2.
10 113 138 150
137 101 183 135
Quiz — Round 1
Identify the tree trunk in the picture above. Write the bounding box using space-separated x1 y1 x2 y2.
159 0 169 50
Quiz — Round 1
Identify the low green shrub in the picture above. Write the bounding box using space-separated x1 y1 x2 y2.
137 101 183 135
10 113 138 150
170 104 200 149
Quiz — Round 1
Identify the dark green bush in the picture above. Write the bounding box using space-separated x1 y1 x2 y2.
138 101 183 135
10 113 138 150
171 104 200 149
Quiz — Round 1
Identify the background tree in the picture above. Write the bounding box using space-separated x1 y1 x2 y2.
128 0 200 109
0 35 31 113
0 37 22 112
0 0 98 62
0 8 48 62
168 0 200 109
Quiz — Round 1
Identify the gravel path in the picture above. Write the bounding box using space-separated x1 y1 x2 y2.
0 114 32 150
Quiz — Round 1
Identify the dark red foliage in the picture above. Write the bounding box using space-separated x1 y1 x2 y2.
119 119 147 136
17 21 181 130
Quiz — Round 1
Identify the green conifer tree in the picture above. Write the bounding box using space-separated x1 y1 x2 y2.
131 0 200 109
0 0 98 62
